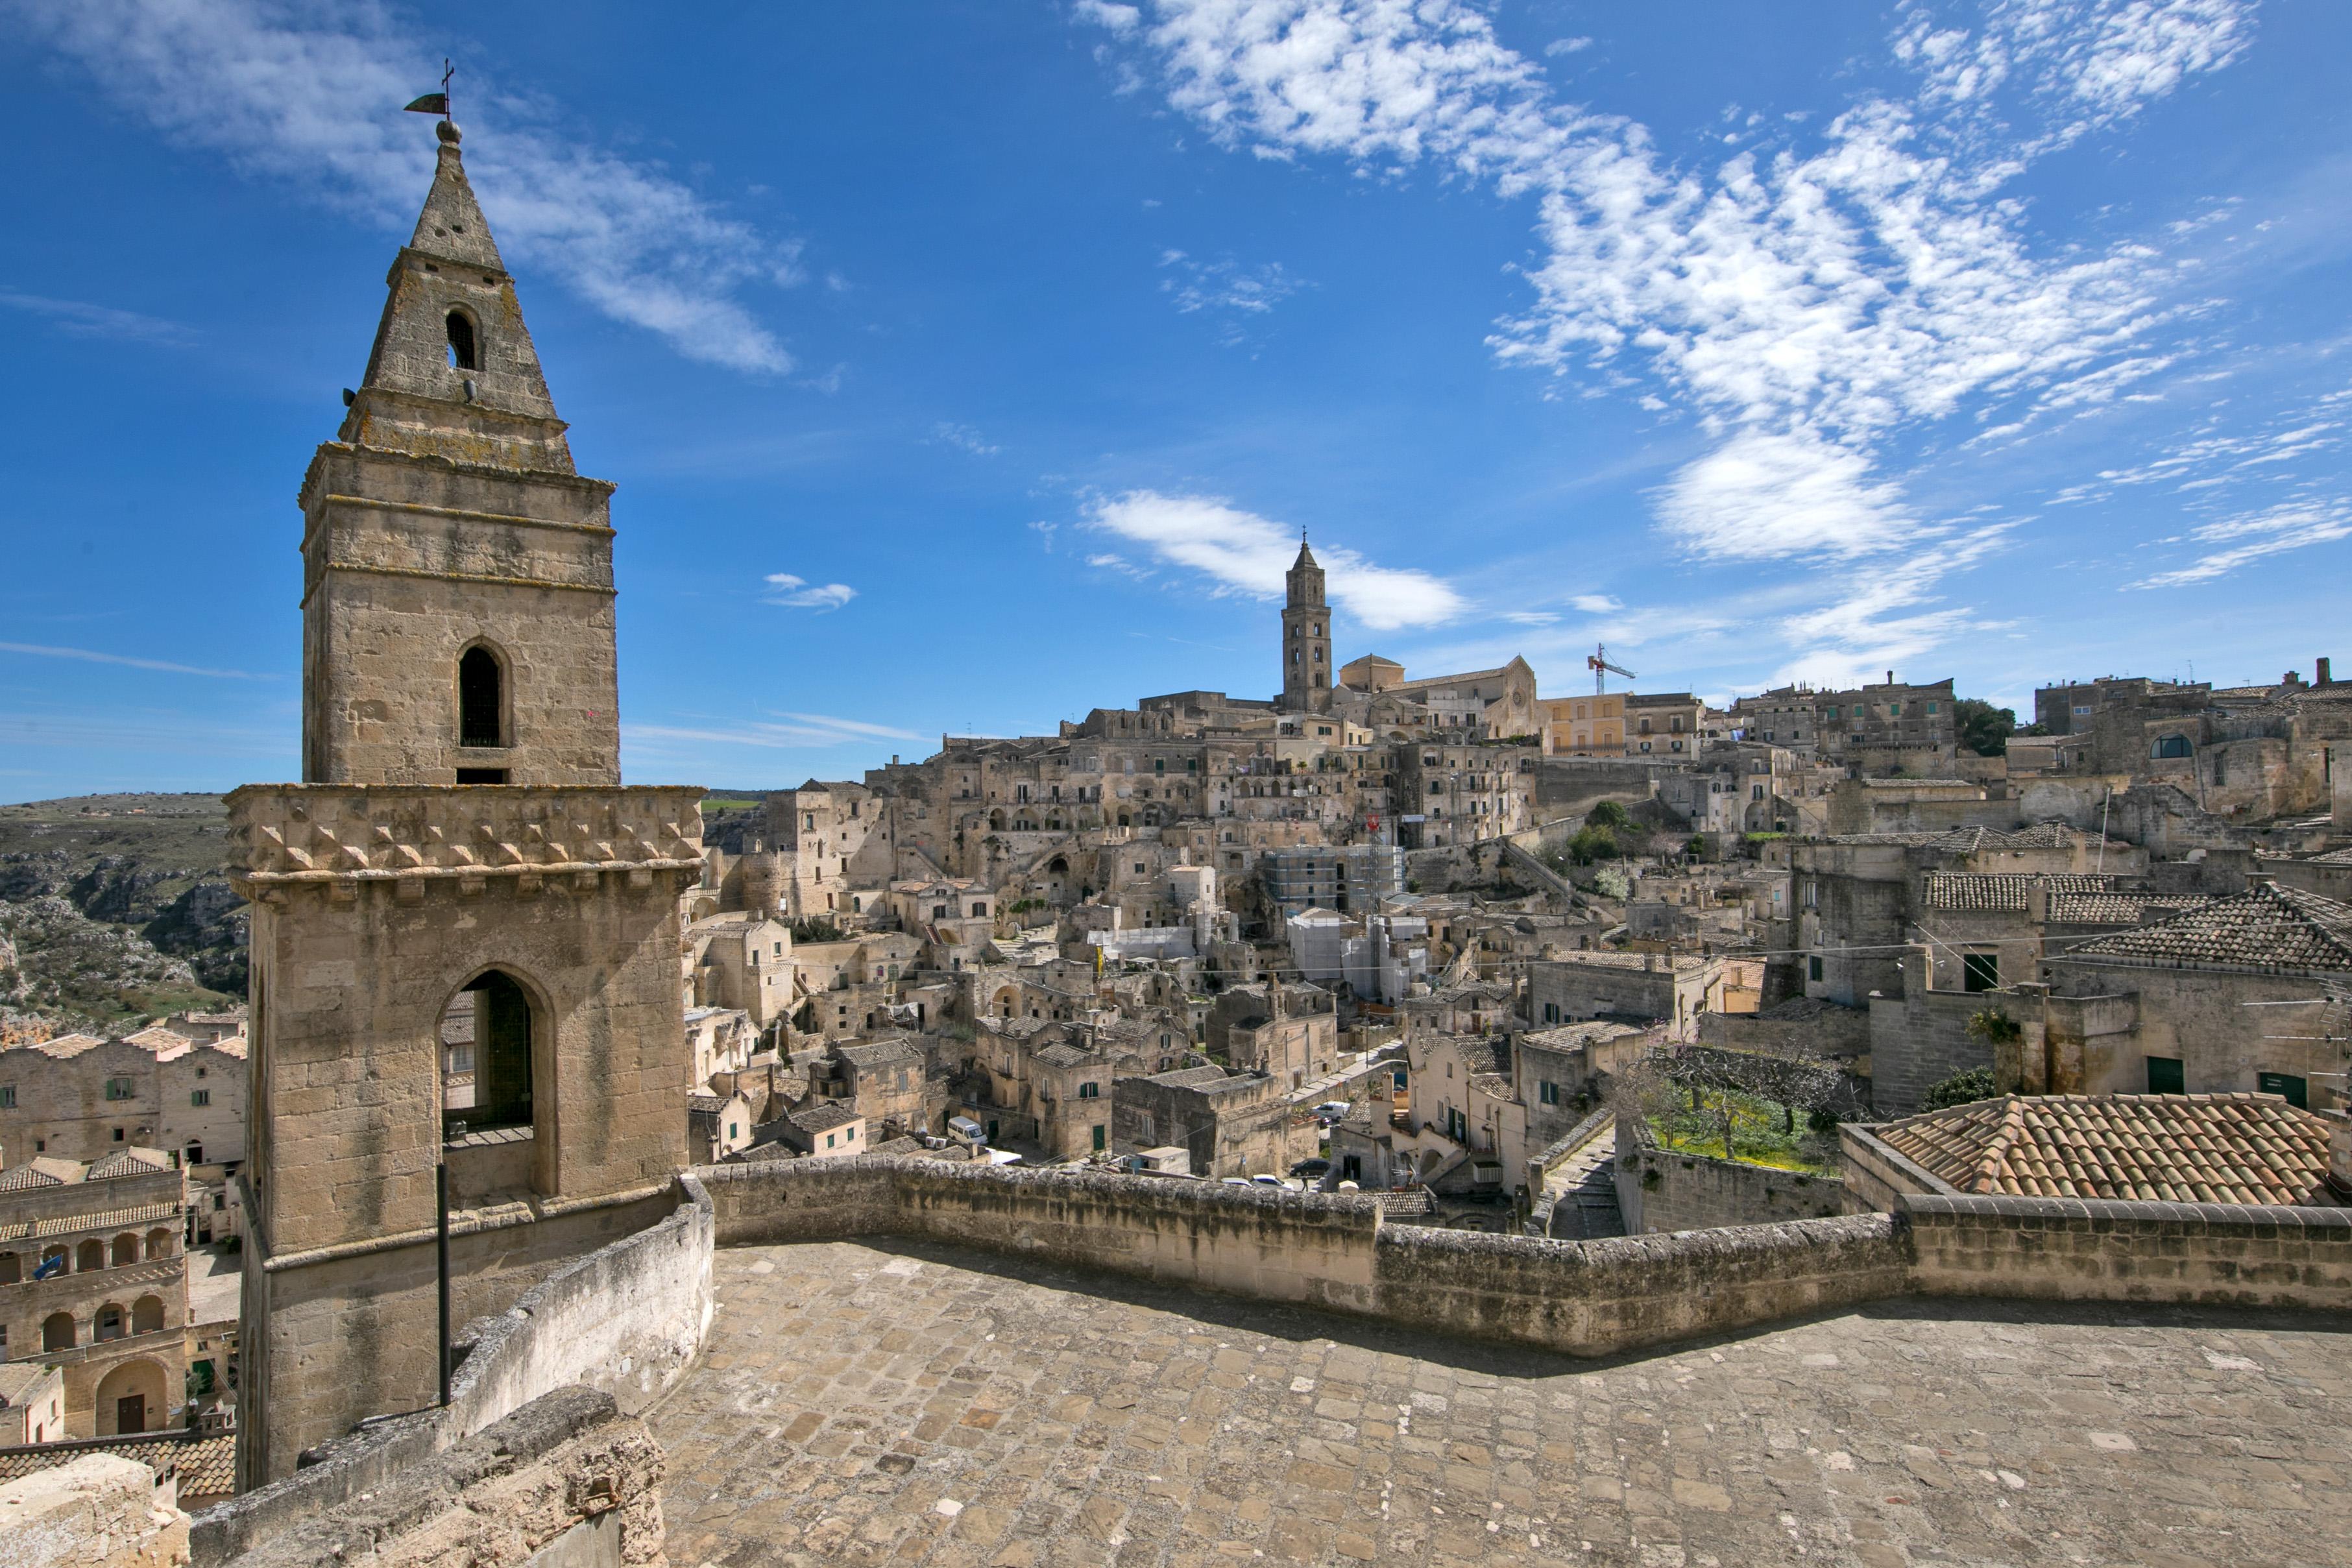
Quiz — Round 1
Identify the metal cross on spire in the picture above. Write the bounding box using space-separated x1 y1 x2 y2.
403 60 455 123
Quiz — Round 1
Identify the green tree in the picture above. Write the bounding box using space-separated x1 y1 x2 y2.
1953 698 2017 757
1585 799 1632 830
1921 1067 1998 1111
1566 825 1619 863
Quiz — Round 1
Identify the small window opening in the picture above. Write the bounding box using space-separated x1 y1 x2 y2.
443 971 533 1139
446 310 479 371
459 645 503 748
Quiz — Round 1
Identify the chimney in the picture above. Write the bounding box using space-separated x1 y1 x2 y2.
1885 669 1895 686
2318 657 2333 688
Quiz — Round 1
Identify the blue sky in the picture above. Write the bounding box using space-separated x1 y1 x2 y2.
3 0 2348 799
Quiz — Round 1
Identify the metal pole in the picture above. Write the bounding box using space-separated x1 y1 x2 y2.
436 1161 452 1408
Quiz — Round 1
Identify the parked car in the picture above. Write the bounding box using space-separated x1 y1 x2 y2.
1312 1101 1351 1121
1289 1157 1331 1179
1249 1173 1287 1187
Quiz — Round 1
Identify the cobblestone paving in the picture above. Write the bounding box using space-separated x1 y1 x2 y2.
648 1240 2350 1567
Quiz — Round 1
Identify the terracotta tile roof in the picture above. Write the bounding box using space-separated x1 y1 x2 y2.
2044 891 2209 924
2309 846 2352 865
2057 882 2352 973
1923 873 2116 911
787 1100 861 1134
0 1200 185 1244
1877 1092 2341 1205
0 1430 237 1502
0 1157 87 1192
86 1148 175 1181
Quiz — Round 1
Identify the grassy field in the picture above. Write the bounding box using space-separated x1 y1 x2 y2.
1649 1087 1840 1175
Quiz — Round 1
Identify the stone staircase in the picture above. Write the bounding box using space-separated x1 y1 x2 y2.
1537 1122 1625 1241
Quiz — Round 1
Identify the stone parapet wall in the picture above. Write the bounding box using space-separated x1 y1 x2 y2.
197 1177 711 1567
1375 1216 1908 1357
1614 1144 1849 1236
0 1454 187 1568
1904 1194 2352 1310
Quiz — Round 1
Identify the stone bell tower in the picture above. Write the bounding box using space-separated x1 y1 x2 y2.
230 121 701 1487
1279 535 1330 714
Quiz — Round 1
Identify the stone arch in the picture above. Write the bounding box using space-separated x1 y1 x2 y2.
2151 734 2192 760
42 1312 74 1351
77 1238 104 1273
40 1244 66 1276
444 306 481 372
991 986 1020 1020
94 1358 168 1436
132 1294 166 1335
112 1233 138 1267
457 639 509 751
438 965 547 1140
145 1228 175 1261
0 1251 17 1285
93 1301 128 1342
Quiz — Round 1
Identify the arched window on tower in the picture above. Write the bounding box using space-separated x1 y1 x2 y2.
446 309 479 371
459 645 504 749
442 971 533 1140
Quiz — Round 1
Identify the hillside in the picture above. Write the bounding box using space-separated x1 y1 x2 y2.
0 793 244 1033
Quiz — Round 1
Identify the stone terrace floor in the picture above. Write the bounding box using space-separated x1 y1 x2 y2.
648 1240 2350 1568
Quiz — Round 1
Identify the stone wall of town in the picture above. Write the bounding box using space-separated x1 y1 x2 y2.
1614 1144 1850 1236
194 1177 711 1567
0 1454 188 1568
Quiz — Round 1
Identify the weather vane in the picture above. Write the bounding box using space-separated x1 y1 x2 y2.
404 59 455 125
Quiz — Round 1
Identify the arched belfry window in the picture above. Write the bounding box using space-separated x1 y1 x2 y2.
459 645 503 749
446 309 479 371
442 971 533 1140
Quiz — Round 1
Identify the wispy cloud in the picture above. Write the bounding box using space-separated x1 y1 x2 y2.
1082 0 2258 673
0 640 271 679
1158 250 1305 343
1568 594 1622 614
930 421 1001 457
628 712 915 751
10 0 801 372
1544 38 1593 58
2132 501 2352 588
1083 490 1465 630
0 289 193 346
762 573 857 610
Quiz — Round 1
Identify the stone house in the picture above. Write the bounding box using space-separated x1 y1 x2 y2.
1622 693 1704 759
0 1027 247 1172
685 913 794 1031
778 1102 867 1159
0 1150 188 1439
686 1090 755 1164
1527 953 1725 1042
683 1007 759 1093
812 1036 936 1139
1209 982 1339 1089
1111 1065 1313 1179
0 1362 64 1445
1732 674 1959 777
1538 693 1625 756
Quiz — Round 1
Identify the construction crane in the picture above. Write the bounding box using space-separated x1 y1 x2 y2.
1587 643 1635 695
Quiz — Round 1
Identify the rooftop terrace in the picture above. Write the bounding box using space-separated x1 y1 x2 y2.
651 1238 2349 1567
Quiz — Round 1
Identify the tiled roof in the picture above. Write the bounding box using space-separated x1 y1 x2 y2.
2056 882 2352 973
1822 823 2114 852
86 1148 175 1181
2309 846 2352 865
1923 873 2117 911
0 1431 237 1502
1519 1021 1643 1052
834 1037 924 1068
0 1157 86 1192
1032 1041 1099 1069
1876 1092 2340 1206
0 1200 185 1244
0 1364 55 1405
788 1100 861 1133
2044 891 2209 925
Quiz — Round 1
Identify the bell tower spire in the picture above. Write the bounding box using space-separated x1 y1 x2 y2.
299 117 618 786
1280 533 1329 713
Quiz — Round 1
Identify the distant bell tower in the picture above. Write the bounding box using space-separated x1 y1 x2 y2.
1281 536 1330 713
300 117 620 788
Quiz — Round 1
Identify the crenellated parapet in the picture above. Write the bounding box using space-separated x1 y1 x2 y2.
227 782 705 895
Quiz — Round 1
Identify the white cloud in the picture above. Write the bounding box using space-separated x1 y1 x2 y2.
1158 251 1306 342
1544 37 1593 58
629 710 918 751
1083 490 1465 630
1655 431 1918 561
2132 501 2352 588
1503 610 1558 625
0 289 193 346
1568 594 1621 613
1076 1 1143 37
11 0 800 373
931 421 1001 456
0 640 270 679
762 573 857 610
1085 0 2262 674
